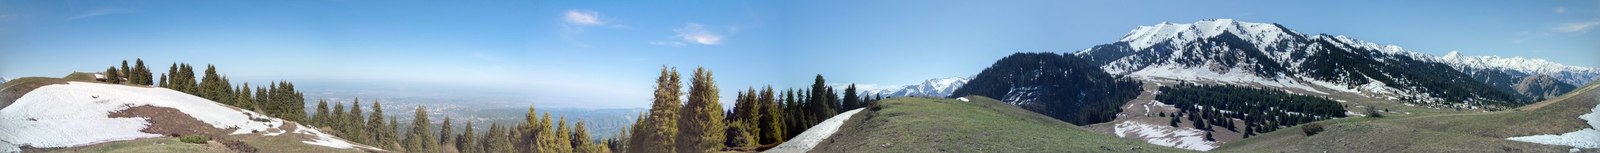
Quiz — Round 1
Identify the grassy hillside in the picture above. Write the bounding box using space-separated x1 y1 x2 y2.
1215 82 1600 152
808 96 1189 152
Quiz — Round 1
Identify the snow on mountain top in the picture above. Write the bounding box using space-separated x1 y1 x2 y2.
0 82 363 152
1440 51 1599 75
859 77 969 98
1119 19 1300 51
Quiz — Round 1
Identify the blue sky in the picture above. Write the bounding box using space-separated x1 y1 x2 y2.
2 0 1596 108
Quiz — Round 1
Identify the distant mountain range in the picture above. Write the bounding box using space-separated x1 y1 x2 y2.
1071 19 1592 106
860 77 969 98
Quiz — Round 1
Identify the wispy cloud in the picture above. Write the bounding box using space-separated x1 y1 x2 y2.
1553 20 1600 33
69 8 137 20
565 10 603 25
672 23 724 45
1555 7 1567 14
559 9 616 47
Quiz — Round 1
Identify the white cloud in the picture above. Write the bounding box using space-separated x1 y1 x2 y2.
564 10 603 25
672 23 724 45
1555 7 1567 14
1554 20 1600 33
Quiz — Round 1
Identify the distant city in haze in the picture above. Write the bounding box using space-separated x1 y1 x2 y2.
2 0 1596 109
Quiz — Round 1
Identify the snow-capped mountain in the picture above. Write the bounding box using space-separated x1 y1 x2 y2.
860 77 969 98
1071 19 1584 107
1439 51 1600 86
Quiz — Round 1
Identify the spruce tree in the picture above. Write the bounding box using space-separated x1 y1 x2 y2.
573 121 595 153
514 104 544 153
486 123 513 153
199 65 226 102
554 117 573 153
678 67 725 153
758 86 783 144
627 66 681 153
331 102 346 130
406 105 436 153
313 99 330 127
347 99 366 142
134 58 150 85
536 113 559 153
387 117 402 150
843 84 859 110
234 85 253 112
159 74 168 87
120 60 130 84
439 115 455 152
104 67 121 84
457 120 477 153
367 100 388 146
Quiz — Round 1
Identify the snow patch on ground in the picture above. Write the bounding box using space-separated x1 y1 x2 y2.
0 82 334 152
294 124 355 149
1112 121 1217 151
1506 95 1600 148
956 97 969 102
766 108 864 153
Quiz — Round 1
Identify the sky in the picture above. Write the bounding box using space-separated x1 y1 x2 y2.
2 0 1597 109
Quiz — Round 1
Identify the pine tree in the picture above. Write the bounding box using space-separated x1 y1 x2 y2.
758 86 783 144
439 115 455 152
1205 131 1215 141
554 117 573 153
844 84 859 111
678 67 726 153
572 121 595 153
131 59 149 85
536 113 559 153
367 100 391 149
627 66 681 153
120 60 130 84
159 74 168 87
406 105 436 153
457 120 478 153
347 99 366 143
1170 115 1181 127
514 104 543 153
234 84 253 112
486 123 513 153
199 65 227 103
313 99 330 127
331 102 346 130
104 67 122 84
386 117 402 150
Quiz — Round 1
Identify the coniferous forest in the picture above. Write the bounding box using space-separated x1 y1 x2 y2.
1155 83 1347 137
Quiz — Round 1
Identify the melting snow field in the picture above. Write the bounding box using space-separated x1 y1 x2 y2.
0 82 359 152
1113 121 1217 151
766 108 864 153
1506 95 1600 149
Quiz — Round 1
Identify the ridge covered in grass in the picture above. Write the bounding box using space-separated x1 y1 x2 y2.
809 96 1188 152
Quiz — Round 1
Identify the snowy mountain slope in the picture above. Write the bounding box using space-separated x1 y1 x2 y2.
0 82 378 152
1440 51 1600 86
859 77 968 98
1074 19 1546 107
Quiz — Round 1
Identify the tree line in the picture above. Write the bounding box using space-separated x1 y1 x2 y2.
1155 83 1346 138
613 66 882 153
307 98 608 153
100 59 308 122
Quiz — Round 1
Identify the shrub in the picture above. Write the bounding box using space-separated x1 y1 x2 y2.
1366 106 1383 118
1301 123 1325 136
180 135 209 144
